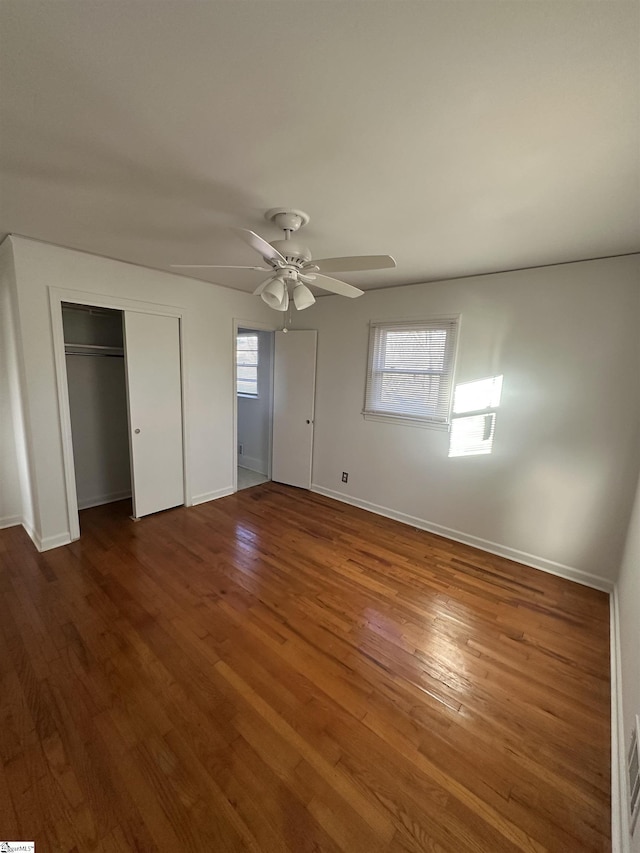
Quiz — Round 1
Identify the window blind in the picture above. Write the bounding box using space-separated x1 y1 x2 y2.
364 318 458 425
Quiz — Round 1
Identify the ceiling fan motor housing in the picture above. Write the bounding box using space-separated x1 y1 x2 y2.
269 238 312 264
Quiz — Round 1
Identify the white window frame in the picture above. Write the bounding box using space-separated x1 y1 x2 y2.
363 317 460 429
237 332 259 398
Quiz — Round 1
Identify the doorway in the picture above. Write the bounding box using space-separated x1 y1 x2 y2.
236 327 274 491
232 323 318 495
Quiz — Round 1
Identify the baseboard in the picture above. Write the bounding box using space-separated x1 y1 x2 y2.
0 514 21 529
238 455 267 475
21 519 40 550
20 518 73 552
611 586 631 853
77 490 132 510
311 485 614 593
38 531 73 552
192 486 235 506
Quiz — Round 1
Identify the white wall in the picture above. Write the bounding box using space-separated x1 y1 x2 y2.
299 254 640 587
237 329 273 474
0 239 35 532
7 236 275 549
616 468 640 853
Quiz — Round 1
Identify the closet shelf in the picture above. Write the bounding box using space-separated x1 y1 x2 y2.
65 343 124 356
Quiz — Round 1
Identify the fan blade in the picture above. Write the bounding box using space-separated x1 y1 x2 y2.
298 273 317 285
312 254 396 273
233 228 287 266
170 264 269 270
311 274 364 298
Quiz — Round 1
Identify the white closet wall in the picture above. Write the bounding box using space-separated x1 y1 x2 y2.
63 306 131 509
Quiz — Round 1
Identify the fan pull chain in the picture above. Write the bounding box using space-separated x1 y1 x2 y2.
282 297 293 332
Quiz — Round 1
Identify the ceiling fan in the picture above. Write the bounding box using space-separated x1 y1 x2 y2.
171 208 396 311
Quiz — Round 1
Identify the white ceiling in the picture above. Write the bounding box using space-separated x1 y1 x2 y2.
1 1 638 294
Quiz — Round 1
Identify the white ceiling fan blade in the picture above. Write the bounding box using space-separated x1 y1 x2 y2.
311 274 364 298
170 264 269 270
298 273 317 285
233 228 287 266
312 254 396 273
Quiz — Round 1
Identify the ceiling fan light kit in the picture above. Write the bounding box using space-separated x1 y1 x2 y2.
171 208 396 311
261 277 288 311
293 282 315 310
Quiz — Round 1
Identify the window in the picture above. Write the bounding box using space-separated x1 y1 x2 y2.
448 375 503 457
364 318 459 426
237 333 259 396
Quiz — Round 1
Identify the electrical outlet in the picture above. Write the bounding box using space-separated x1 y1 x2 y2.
342 472 348 483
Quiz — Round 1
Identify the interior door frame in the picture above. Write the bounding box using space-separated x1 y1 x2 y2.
232 318 279 493
49 286 190 541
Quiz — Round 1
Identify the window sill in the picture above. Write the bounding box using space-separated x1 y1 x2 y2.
237 393 259 400
362 412 449 431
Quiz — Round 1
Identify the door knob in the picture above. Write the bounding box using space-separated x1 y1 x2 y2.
134 428 141 434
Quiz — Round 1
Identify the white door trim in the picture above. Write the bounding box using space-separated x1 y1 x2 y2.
232 318 279 493
48 286 191 542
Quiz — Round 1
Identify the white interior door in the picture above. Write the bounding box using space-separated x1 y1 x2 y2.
272 330 317 489
124 311 184 518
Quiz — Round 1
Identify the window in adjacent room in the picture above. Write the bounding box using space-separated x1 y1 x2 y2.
363 318 459 427
237 332 259 397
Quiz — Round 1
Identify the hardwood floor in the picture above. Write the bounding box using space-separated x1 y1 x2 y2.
0 483 611 852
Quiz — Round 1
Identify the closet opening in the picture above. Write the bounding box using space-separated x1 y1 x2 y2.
62 303 132 525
